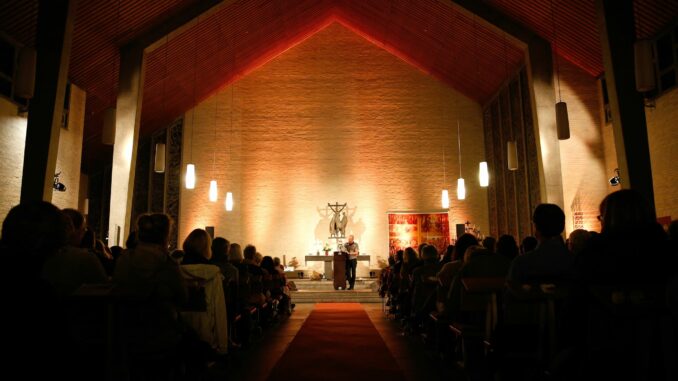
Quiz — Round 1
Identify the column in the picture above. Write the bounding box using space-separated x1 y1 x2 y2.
20 0 75 202
595 0 656 216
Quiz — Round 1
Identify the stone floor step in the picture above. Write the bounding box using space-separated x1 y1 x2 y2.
291 289 383 303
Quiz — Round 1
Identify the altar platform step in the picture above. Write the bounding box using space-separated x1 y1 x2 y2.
289 279 382 303
289 278 377 291
291 289 383 303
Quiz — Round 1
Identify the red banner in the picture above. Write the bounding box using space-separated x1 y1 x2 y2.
388 213 450 256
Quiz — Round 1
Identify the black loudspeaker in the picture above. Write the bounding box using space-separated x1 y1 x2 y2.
205 226 215 239
456 224 465 239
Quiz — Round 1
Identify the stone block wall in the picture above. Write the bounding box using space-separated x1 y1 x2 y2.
179 22 488 269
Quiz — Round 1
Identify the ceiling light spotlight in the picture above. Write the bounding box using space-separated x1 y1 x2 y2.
609 168 621 186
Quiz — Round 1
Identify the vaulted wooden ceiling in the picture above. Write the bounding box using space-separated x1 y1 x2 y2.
1 0 676 169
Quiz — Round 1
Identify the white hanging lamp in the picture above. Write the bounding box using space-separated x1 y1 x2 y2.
209 180 218 202
225 191 234 211
507 141 518 170
154 143 166 173
225 84 235 212
442 189 450 209
185 16 200 190
479 161 489 187
441 145 449 209
456 121 465 200
185 164 196 189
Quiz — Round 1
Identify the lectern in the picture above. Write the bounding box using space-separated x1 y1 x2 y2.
333 251 347 290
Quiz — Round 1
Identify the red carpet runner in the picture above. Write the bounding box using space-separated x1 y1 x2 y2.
266 303 406 381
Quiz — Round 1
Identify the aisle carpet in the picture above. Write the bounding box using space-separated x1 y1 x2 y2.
266 303 406 381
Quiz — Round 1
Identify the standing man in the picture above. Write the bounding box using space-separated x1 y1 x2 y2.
344 235 359 290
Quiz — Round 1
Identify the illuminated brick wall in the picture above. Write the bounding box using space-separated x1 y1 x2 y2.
646 86 678 220
179 22 488 272
557 59 609 234
0 84 86 225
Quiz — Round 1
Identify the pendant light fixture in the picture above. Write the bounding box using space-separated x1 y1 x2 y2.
225 191 234 212
154 143 166 173
225 83 235 212
502 30 519 171
456 121 465 200
551 0 570 140
634 40 655 92
472 15 489 188
185 15 200 189
441 145 449 209
479 162 489 187
507 141 519 171
102 0 121 146
154 34 169 174
208 76 219 202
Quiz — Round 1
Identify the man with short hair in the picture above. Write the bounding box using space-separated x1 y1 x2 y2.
507 203 573 284
344 235 359 290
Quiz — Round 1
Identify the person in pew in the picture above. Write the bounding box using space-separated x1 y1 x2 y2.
261 256 293 314
567 229 590 257
180 229 228 358
42 208 108 298
520 236 538 256
440 244 455 265
243 244 267 305
507 204 573 286
113 213 187 378
569 189 675 380
496 234 519 262
211 237 239 290
411 245 443 324
482 236 497 253
0 202 81 379
436 234 478 313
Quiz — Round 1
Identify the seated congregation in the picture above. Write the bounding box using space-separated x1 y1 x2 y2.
379 189 678 380
0 204 294 380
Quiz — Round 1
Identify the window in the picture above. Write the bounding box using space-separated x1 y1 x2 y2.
652 21 678 97
0 38 15 99
0 35 28 108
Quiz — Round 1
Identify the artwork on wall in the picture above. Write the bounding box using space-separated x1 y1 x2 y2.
388 212 450 256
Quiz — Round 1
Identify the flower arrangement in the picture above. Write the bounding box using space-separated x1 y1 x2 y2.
376 256 388 269
323 242 331 252
288 257 299 269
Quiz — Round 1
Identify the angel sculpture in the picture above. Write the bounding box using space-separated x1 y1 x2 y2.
338 212 348 237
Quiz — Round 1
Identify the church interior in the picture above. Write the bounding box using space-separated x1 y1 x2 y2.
1 0 677 380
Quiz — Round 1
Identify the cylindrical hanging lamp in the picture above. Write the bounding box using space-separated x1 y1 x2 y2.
154 143 166 173
225 192 234 211
507 141 518 171
479 162 489 187
634 40 655 92
185 164 196 189
209 180 218 202
441 189 449 209
556 101 570 140
102 108 116 145
457 178 466 200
